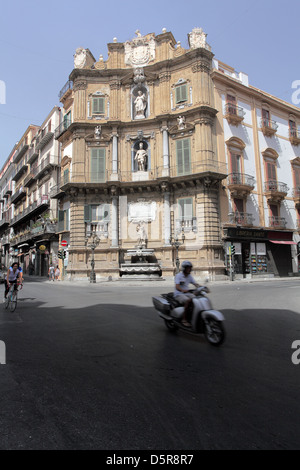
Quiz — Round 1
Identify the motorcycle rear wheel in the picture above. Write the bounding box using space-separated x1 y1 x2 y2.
204 318 225 346
164 319 178 332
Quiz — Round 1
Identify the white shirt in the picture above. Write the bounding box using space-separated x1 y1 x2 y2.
8 267 20 282
174 272 197 297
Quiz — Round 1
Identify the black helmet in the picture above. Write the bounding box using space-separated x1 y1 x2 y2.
181 260 193 271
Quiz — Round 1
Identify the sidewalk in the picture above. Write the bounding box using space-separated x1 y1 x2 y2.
23 274 300 288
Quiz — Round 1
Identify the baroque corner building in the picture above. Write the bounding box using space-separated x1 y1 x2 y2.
55 28 227 280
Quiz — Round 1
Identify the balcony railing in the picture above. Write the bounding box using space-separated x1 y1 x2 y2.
264 180 289 194
12 155 29 181
3 182 13 197
27 144 39 164
11 186 26 204
13 142 29 164
228 212 254 226
227 172 255 187
269 216 287 228
54 118 72 139
33 155 58 180
260 118 278 136
10 196 49 226
289 128 300 145
59 80 73 100
175 217 197 232
224 104 245 125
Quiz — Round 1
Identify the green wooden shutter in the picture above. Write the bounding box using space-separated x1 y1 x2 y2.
65 209 69 231
176 85 187 103
63 168 69 184
176 140 184 175
183 139 191 174
92 97 105 115
58 210 65 231
84 205 92 223
91 148 106 182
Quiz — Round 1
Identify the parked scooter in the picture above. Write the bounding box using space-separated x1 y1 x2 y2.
152 284 225 346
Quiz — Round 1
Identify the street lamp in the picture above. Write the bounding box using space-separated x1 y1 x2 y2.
86 231 100 283
169 225 185 274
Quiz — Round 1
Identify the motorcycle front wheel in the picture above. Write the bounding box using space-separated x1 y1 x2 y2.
204 318 225 346
164 319 178 332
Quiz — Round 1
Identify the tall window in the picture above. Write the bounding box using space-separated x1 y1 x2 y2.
92 97 105 116
226 94 236 114
289 120 297 137
84 204 110 223
175 84 188 104
176 139 191 176
178 198 193 222
266 161 277 187
90 148 106 183
293 166 300 191
262 109 270 127
58 209 69 232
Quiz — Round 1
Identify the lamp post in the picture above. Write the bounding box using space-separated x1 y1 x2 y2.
169 226 185 274
86 231 100 283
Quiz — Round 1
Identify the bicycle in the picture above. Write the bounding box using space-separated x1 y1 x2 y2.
4 282 22 312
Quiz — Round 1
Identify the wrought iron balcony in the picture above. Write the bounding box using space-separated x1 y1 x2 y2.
292 187 300 205
35 126 54 152
13 142 29 164
228 212 254 226
224 104 245 125
27 144 39 164
269 216 287 228
260 118 278 137
10 196 49 226
289 128 300 146
264 180 288 203
227 172 255 197
58 80 73 101
11 186 26 204
54 118 72 139
33 155 58 180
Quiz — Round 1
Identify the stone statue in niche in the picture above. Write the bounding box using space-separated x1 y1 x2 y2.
177 115 186 130
136 222 147 247
134 90 147 119
134 142 147 171
94 125 101 139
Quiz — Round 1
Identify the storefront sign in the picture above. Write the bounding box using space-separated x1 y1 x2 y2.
226 228 267 239
39 245 46 252
256 243 266 255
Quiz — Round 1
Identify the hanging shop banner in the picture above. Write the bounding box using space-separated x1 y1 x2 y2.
39 245 46 252
256 243 266 255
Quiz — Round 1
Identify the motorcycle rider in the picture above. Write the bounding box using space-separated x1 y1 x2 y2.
174 261 200 327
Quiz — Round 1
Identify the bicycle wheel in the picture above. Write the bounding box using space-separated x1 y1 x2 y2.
4 295 9 309
9 291 17 312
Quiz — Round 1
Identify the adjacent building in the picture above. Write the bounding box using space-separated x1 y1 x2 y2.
0 28 299 280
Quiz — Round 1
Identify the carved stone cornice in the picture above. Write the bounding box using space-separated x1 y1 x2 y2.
109 81 121 90
192 61 211 74
160 181 169 193
159 72 171 83
73 80 87 91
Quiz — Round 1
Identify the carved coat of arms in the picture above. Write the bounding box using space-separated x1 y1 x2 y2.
125 31 156 67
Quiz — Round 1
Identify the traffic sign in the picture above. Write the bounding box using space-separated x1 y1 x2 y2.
61 240 68 247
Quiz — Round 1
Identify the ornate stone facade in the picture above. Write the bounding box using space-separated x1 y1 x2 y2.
56 28 227 280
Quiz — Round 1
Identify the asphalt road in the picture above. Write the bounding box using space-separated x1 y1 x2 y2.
0 277 299 450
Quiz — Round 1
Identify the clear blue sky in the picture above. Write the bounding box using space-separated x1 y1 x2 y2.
0 0 299 167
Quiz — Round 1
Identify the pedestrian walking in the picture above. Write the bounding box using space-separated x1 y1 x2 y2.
55 265 60 281
48 264 55 281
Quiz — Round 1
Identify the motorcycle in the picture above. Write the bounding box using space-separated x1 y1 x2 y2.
152 285 225 346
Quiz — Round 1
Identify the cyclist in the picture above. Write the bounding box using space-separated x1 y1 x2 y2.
4 262 21 301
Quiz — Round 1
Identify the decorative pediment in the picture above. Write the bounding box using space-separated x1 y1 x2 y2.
290 156 300 166
261 148 279 160
225 136 246 150
61 155 71 167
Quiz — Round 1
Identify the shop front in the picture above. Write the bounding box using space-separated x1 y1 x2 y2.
224 228 296 278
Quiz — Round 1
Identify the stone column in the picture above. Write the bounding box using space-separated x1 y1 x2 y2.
161 183 171 245
159 72 171 114
162 126 169 169
112 133 118 174
73 80 87 121
111 190 119 247
109 81 121 120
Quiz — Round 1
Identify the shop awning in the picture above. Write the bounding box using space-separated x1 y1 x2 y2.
270 240 297 245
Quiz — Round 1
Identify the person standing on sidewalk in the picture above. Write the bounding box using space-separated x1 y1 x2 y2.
48 264 55 281
55 265 60 281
